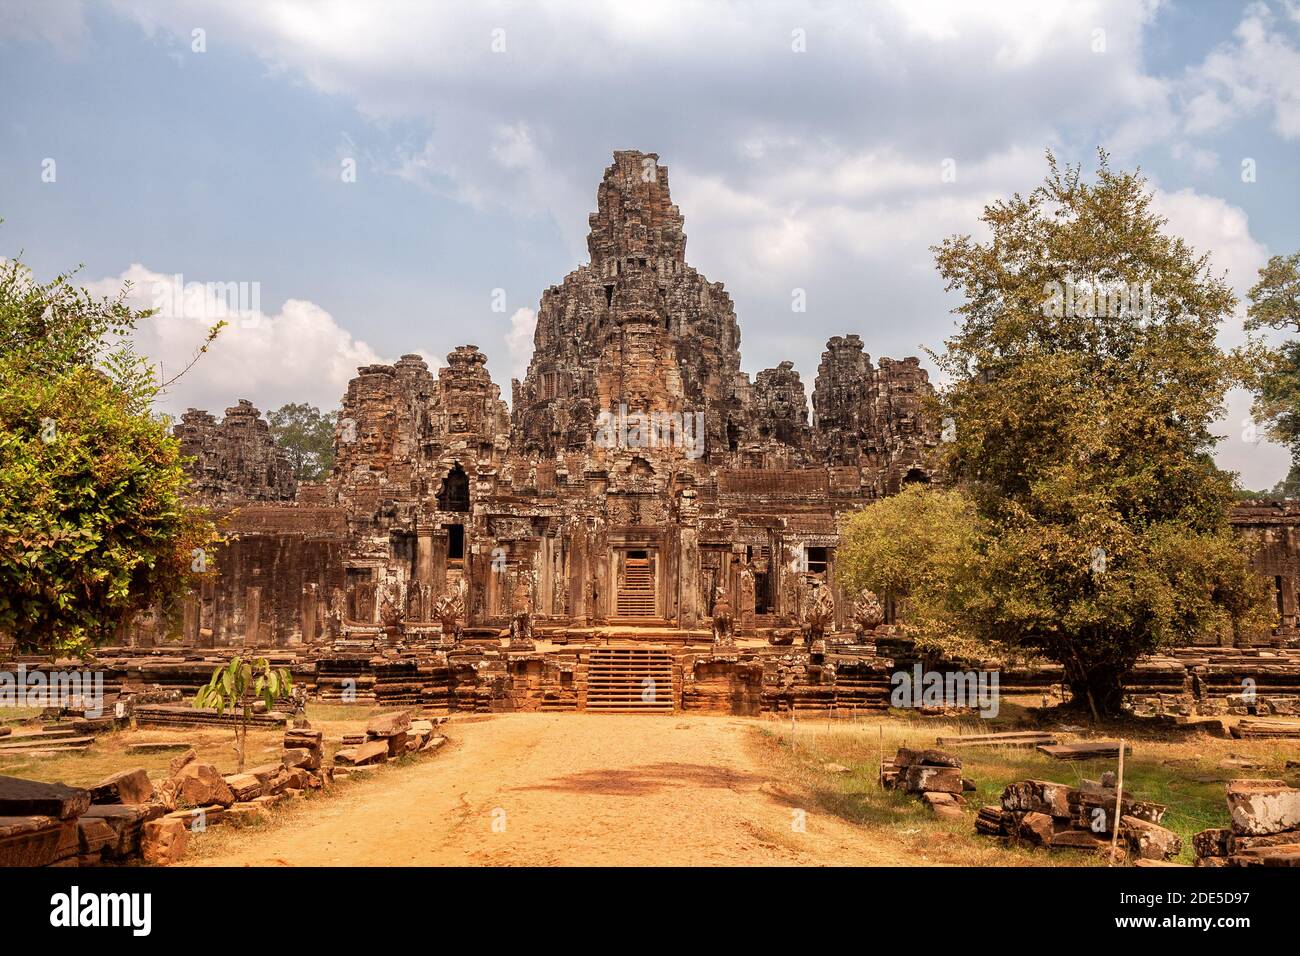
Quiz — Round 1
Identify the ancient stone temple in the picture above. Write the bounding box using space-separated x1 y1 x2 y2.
108 150 1300 715
161 150 938 651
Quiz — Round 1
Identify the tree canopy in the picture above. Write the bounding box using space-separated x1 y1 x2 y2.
267 402 337 480
837 484 991 662
924 151 1269 716
1239 251 1300 487
0 249 218 656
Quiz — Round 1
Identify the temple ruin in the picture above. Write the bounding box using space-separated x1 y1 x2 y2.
118 149 1299 716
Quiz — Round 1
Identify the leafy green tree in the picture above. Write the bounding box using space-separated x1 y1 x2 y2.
268 402 337 480
194 656 293 772
837 485 990 661
0 248 220 657
1238 252 1300 485
929 151 1270 718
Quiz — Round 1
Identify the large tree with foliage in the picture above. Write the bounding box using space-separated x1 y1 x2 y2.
837 484 990 661
1238 251 1300 493
0 248 219 657
929 152 1269 718
268 402 336 480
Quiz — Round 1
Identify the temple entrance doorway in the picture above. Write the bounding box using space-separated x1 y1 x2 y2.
615 549 657 618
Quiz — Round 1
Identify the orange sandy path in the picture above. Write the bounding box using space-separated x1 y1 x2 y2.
192 713 906 866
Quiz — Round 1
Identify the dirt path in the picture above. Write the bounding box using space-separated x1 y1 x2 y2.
193 713 907 866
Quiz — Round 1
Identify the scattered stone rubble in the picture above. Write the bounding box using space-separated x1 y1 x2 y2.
1194 780 1300 867
0 713 448 867
880 748 976 820
976 776 1182 862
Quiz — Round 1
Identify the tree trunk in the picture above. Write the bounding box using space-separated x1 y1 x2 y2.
1068 667 1126 719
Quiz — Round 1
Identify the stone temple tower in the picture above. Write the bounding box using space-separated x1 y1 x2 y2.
511 150 746 461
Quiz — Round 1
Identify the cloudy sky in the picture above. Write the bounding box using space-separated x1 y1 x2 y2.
1 0 1297 487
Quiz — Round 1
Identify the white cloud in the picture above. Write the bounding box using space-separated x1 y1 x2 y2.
504 307 537 384
84 264 385 418
1181 2 1300 140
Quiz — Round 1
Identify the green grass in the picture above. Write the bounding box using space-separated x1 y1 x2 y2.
754 712 1300 865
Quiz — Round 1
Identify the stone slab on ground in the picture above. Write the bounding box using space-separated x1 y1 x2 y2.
141 817 188 865
936 731 1057 749
90 767 154 805
125 741 194 754
335 740 389 766
0 775 90 819
0 815 65 866
1226 779 1300 835
1037 741 1131 761
366 711 411 739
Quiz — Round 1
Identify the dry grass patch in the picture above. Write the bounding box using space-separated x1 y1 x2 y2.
748 711 1300 865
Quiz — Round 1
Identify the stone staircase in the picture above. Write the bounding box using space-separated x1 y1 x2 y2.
615 557 656 617
582 647 675 713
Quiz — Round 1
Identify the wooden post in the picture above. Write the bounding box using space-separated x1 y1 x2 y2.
877 725 884 789
1109 738 1126 865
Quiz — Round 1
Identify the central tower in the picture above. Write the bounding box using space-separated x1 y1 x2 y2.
511 150 746 461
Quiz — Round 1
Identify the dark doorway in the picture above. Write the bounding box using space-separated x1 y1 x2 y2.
436 463 470 512
445 523 465 562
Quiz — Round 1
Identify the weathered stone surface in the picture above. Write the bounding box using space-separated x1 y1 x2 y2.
90 767 154 805
365 711 411 738
223 773 263 802
1121 815 1183 861
173 401 296 504
334 740 389 766
0 815 65 866
172 761 235 808
141 817 189 866
0 775 90 820
1193 827 1231 859
226 801 268 825
1017 811 1056 847
169 748 197 776
1001 780 1073 819
77 816 118 855
1226 779 1300 835
903 765 963 795
281 747 319 771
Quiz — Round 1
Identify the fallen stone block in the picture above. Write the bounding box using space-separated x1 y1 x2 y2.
77 816 118 856
1049 829 1109 851
0 775 91 820
223 773 263 802
1226 779 1300 836
335 740 389 766
90 768 154 806
166 805 225 831
1017 811 1056 847
81 804 156 858
918 749 962 768
366 711 411 739
172 761 235 808
904 764 963 794
141 818 189 866
168 748 197 776
1121 815 1183 861
1001 780 1073 818
1230 844 1300 866
281 747 320 770
1193 827 1231 859
0 815 65 867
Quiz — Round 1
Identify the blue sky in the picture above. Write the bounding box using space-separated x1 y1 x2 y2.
1 0 1297 487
